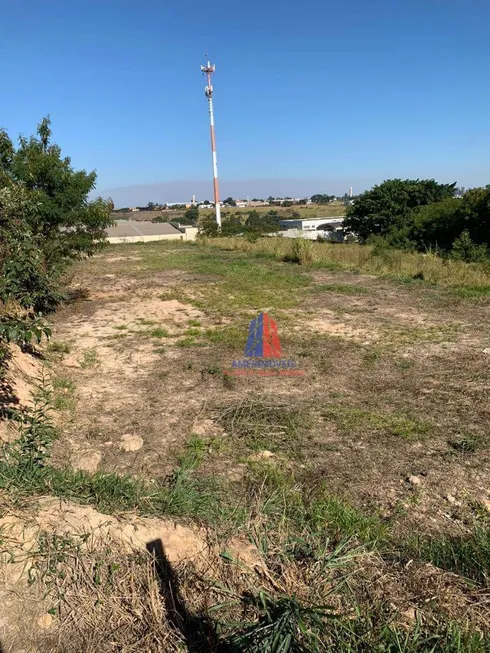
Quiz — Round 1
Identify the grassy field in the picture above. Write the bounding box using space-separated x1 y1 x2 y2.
1 239 490 651
112 203 346 223
199 203 346 219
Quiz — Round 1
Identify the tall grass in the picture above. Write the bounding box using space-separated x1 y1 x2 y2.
208 238 490 288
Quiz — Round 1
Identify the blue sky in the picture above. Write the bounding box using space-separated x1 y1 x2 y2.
2 0 489 205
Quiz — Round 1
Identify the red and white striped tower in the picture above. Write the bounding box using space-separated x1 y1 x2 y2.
201 60 221 228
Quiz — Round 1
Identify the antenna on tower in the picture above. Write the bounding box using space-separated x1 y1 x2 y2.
201 58 221 229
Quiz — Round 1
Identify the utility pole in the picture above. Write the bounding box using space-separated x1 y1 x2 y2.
201 60 221 228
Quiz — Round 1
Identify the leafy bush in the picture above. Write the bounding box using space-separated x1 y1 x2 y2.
451 230 488 262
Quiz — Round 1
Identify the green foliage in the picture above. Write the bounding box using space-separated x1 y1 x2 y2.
225 590 336 652
451 229 488 262
345 179 456 242
224 196 237 206
0 315 52 346
310 194 335 204
1 117 113 266
289 238 314 265
199 212 219 236
184 204 199 224
0 117 113 344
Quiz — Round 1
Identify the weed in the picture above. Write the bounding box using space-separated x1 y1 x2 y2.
52 378 76 411
188 319 202 327
223 590 339 652
448 432 483 454
409 524 490 585
80 347 100 369
184 327 201 337
177 336 202 348
288 239 314 265
149 327 169 338
46 340 71 355
113 324 128 331
6 381 58 467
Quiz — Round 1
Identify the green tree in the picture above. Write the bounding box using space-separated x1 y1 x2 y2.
224 196 237 206
310 194 335 204
345 179 456 242
409 198 464 250
451 229 488 262
1 117 113 267
221 214 243 236
198 213 219 237
184 204 199 224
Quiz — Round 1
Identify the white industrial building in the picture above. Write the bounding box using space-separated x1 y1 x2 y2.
278 217 344 231
276 216 345 241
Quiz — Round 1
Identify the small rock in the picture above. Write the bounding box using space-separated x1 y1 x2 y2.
72 451 102 474
408 475 421 486
482 499 490 512
120 434 144 452
483 348 490 355
103 441 113 447
446 494 456 504
248 450 275 462
37 614 53 629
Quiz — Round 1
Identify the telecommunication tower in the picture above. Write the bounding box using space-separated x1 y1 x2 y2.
201 60 221 228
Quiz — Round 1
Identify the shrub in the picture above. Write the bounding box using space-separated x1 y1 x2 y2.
451 230 488 263
289 238 314 265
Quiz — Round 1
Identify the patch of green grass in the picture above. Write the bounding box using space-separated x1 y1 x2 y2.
183 327 201 337
307 493 388 546
408 523 490 585
149 327 170 338
113 324 128 331
204 326 244 348
46 341 71 355
450 284 490 300
0 446 220 521
134 244 312 315
448 432 484 454
384 324 461 346
80 347 100 369
311 283 369 295
137 318 159 326
177 336 201 348
188 319 202 327
52 378 76 411
323 406 435 441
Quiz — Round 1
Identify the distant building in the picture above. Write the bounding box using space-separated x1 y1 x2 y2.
106 220 198 243
277 217 346 242
279 217 344 231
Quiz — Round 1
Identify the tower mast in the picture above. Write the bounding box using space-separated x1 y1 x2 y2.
201 60 221 228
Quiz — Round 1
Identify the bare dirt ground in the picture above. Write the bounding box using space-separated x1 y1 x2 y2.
2 241 490 650
45 245 490 538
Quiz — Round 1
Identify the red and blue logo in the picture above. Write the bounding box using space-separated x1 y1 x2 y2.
244 312 282 358
223 312 305 376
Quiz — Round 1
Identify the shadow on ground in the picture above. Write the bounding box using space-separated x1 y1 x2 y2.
146 539 226 652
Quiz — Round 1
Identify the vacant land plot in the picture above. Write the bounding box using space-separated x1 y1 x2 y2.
2 240 490 651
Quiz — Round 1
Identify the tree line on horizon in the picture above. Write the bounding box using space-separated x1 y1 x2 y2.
344 179 490 261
